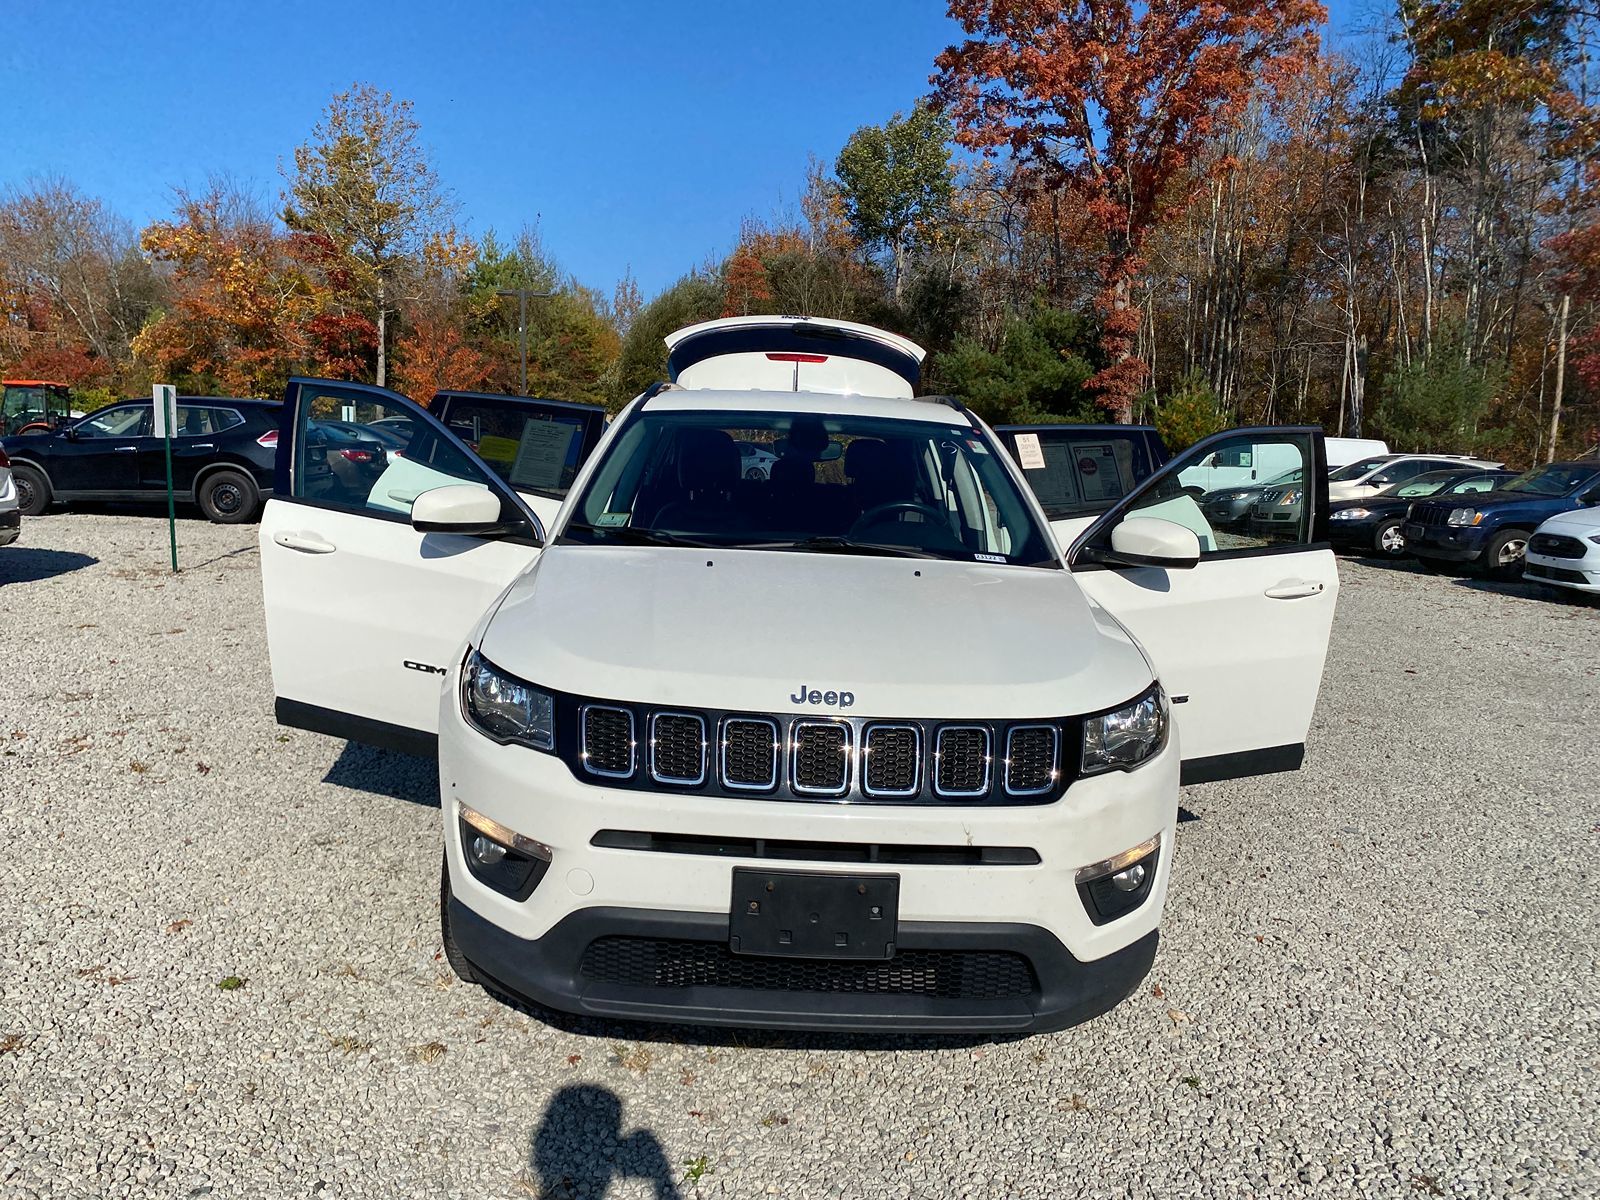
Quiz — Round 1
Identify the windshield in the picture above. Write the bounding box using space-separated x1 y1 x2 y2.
1330 456 1391 482
1501 464 1598 497
563 408 1060 567
1391 471 1462 498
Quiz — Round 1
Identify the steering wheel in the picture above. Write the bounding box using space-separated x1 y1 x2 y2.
851 500 950 533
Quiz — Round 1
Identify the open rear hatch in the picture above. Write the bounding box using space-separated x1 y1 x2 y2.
664 316 926 398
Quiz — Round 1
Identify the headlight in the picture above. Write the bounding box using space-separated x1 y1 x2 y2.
1082 684 1169 774
1446 508 1484 527
1330 508 1370 520
1588 534 1600 546
461 649 556 751
1277 489 1302 506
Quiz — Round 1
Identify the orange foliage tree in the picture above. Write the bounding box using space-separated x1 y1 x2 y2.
934 0 1326 420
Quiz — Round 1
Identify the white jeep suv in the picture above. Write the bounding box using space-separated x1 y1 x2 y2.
259 316 1337 1034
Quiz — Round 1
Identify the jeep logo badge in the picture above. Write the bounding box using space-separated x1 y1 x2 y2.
790 683 855 708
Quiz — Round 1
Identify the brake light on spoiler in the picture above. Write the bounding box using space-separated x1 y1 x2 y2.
765 353 829 364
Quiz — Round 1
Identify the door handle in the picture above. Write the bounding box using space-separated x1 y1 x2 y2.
273 531 337 555
113 445 139 453
188 443 215 451
1265 579 1325 600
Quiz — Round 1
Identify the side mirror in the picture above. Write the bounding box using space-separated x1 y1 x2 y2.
411 484 506 534
1103 516 1201 570
1369 475 1391 487
63 426 79 441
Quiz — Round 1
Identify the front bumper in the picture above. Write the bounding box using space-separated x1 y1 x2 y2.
450 900 1158 1034
1403 521 1486 561
439 671 1177 1033
0 507 19 545
1525 553 1600 593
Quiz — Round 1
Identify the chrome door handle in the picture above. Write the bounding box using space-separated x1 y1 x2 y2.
273 531 337 555
188 443 215 450
113 445 139 453
1265 580 1325 600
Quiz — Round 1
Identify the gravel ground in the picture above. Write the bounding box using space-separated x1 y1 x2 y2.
1 511 1596 1200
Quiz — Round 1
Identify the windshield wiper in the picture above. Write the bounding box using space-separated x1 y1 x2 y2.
561 523 716 548
735 536 944 560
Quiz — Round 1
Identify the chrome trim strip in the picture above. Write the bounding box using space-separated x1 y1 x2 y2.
933 724 991 798
719 716 780 791
861 723 922 799
648 711 707 786
789 719 853 798
1002 723 1060 797
579 704 635 779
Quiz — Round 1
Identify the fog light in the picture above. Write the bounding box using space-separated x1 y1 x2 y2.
1111 863 1147 892
457 804 552 900
469 835 508 866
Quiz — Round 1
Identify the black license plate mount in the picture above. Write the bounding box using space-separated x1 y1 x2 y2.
729 869 899 960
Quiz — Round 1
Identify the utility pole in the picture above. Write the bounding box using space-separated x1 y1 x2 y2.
496 288 553 394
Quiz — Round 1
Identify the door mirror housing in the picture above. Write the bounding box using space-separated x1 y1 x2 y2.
1104 516 1201 569
411 484 507 534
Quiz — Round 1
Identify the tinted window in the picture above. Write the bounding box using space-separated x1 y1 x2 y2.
1391 471 1461 498
1447 474 1503 494
567 409 1059 567
432 395 600 498
75 405 149 438
1001 428 1163 519
1330 456 1391 482
174 406 243 435
1501 465 1599 497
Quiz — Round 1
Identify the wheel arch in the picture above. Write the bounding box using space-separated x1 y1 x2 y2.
191 459 261 500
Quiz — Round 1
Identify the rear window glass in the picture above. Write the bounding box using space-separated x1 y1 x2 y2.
999 428 1164 519
432 395 600 497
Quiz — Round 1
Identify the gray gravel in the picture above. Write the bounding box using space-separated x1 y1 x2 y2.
1 511 1596 1200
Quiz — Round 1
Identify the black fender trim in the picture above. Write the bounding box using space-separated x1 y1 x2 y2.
274 696 437 759
1180 742 1304 785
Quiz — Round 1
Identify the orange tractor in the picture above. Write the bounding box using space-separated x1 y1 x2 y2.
1 380 78 437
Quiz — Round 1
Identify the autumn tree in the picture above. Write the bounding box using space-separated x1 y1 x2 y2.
282 84 451 387
834 104 955 303
934 0 1326 421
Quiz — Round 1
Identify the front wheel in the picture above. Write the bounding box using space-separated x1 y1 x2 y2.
439 853 481 986
1373 519 1407 558
11 464 51 516
197 469 259 524
1481 529 1531 581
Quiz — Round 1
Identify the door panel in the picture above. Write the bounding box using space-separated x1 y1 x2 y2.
260 379 545 752
55 404 149 491
1068 427 1339 781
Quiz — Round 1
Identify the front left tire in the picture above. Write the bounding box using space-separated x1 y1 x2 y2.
1373 518 1407 558
197 469 259 524
11 464 51 516
1481 528 1531 581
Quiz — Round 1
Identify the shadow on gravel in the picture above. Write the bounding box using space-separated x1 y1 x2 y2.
322 743 439 807
0 547 98 585
529 1084 682 1200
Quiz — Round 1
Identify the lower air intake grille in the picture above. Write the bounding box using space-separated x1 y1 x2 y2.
722 719 778 789
579 937 1036 1000
863 725 920 796
936 726 990 796
792 722 850 795
650 713 705 784
581 706 634 777
1004 726 1058 795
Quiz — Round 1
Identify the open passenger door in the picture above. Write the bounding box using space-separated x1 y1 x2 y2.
260 379 578 756
1056 427 1339 784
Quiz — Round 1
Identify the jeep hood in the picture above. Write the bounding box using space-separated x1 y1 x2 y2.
479 546 1152 719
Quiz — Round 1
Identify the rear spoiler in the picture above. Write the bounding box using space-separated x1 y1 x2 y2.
665 316 926 398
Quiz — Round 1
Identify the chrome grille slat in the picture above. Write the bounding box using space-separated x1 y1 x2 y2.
649 712 706 785
934 725 991 797
863 724 921 798
720 717 779 791
581 705 635 778
791 721 852 797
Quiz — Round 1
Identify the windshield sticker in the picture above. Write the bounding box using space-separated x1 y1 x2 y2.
1014 432 1046 470
966 439 989 455
594 512 631 526
974 552 1007 563
509 418 580 490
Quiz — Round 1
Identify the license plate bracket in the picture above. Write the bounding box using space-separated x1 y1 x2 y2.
729 869 899 960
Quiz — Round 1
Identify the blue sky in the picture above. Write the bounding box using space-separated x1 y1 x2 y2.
1 0 1370 301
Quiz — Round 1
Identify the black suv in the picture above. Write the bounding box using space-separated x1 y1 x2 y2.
2 397 281 523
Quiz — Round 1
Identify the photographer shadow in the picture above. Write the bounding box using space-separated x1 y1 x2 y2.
529 1084 682 1199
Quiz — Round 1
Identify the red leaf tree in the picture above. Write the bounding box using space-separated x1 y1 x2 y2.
934 0 1326 420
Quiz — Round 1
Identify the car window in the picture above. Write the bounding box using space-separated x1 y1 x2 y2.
1501 465 1598 497
431 394 598 499
75 405 149 438
1392 471 1459 498
1330 455 1390 482
291 386 510 522
566 409 1060 567
174 406 243 436
1000 428 1163 519
1449 474 1501 494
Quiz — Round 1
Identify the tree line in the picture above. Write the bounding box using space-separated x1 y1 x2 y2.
3 3 1598 464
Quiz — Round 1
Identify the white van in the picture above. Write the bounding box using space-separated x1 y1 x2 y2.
1323 438 1389 472
1183 441 1303 492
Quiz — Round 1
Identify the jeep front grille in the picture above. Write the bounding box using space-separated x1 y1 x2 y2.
649 712 706 785
721 718 779 790
1003 725 1058 795
863 724 920 797
935 726 991 797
